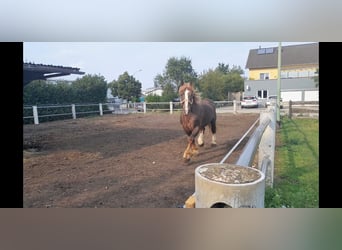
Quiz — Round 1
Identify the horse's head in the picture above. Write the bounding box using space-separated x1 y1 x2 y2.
179 83 195 115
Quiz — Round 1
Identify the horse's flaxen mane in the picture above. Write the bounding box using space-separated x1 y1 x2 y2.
179 82 201 103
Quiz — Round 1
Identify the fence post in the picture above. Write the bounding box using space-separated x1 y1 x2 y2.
33 105 39 125
258 108 276 187
289 100 292 119
72 104 76 119
143 102 146 113
233 100 237 113
170 102 173 114
99 103 103 116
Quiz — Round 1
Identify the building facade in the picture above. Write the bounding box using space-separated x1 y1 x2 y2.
244 43 318 101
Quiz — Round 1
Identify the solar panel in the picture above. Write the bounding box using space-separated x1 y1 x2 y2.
257 48 266 54
265 48 274 54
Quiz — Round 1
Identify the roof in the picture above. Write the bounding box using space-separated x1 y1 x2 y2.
142 87 163 95
245 43 318 69
23 62 85 86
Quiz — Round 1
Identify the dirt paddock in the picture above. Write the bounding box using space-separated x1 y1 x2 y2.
23 112 259 208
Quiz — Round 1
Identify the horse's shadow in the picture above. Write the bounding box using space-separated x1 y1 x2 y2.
179 138 245 167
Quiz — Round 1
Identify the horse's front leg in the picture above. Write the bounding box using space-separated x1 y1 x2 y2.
183 137 194 162
183 126 200 162
189 125 201 156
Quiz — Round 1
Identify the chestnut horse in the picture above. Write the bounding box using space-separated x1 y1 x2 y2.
179 82 217 162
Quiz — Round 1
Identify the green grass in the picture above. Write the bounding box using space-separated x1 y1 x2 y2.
265 117 319 208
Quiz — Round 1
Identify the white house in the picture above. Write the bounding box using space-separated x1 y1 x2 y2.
142 87 163 96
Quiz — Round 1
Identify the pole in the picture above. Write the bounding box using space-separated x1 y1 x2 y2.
277 42 282 127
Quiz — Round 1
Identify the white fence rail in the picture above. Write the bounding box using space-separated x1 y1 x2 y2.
24 100 317 125
23 103 112 125
23 101 240 125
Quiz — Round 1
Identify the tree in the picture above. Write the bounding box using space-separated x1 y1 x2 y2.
55 80 75 104
153 73 168 88
158 56 198 90
216 63 244 75
109 71 142 103
72 74 108 103
198 69 226 100
161 83 178 101
198 63 244 101
216 63 230 74
145 94 162 103
23 80 56 105
24 74 108 107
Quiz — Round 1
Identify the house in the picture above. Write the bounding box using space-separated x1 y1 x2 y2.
244 43 318 102
141 87 163 97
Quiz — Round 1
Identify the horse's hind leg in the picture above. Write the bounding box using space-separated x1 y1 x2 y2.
190 140 199 155
211 134 217 146
197 128 205 147
210 119 217 146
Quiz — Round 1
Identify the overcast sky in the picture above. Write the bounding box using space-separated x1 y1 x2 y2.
23 42 313 90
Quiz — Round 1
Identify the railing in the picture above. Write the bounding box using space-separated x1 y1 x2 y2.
23 101 241 125
184 105 277 208
24 100 318 125
23 103 114 125
233 106 276 187
287 100 319 118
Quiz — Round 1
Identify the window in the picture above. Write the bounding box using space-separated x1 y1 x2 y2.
288 71 298 78
260 73 269 80
281 69 317 78
257 89 268 99
280 71 288 78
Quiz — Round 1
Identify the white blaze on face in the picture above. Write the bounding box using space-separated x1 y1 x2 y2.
184 88 190 114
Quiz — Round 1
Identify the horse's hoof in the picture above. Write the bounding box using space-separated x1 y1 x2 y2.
198 143 204 147
183 158 191 163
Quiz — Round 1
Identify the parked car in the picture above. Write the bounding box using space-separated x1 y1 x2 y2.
266 95 283 109
241 96 258 108
135 103 144 112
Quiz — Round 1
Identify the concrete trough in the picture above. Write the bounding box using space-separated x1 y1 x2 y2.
195 163 265 208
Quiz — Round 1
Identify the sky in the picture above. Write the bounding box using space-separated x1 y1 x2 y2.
23 42 313 91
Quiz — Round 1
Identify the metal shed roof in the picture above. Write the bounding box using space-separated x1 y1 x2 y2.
23 62 85 86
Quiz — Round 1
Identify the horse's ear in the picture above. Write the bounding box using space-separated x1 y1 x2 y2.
178 82 186 91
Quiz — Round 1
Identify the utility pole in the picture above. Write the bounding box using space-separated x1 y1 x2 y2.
277 42 282 128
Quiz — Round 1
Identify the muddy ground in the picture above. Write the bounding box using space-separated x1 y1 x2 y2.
23 112 259 208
